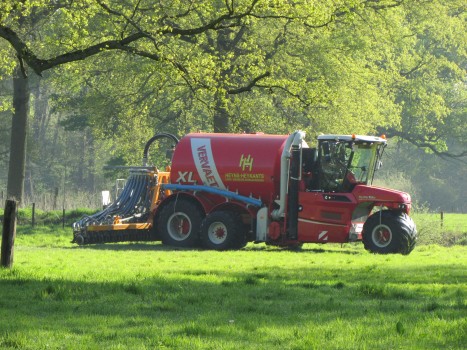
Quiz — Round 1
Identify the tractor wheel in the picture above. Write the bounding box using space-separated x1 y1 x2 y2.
74 234 85 245
200 211 247 250
157 199 204 248
362 210 417 255
286 243 304 251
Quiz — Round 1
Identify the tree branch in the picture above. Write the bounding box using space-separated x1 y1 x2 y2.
96 0 152 43
0 24 148 75
380 127 467 161
256 83 312 107
1 0 263 76
400 59 428 77
304 0 405 29
363 0 404 11
227 72 270 94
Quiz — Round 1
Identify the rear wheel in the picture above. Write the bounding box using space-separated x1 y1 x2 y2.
157 199 204 247
201 211 247 250
363 210 417 255
286 243 303 251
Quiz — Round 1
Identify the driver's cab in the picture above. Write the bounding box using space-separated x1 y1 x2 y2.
305 135 386 193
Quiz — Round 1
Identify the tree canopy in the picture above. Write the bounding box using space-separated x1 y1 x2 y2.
0 0 466 209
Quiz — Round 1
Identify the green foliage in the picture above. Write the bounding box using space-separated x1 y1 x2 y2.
380 0 467 156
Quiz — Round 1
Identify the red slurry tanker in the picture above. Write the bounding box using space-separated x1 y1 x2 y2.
73 131 417 254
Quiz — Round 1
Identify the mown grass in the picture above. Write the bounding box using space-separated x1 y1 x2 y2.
0 223 466 349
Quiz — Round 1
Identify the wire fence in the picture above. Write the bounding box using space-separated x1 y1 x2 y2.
411 211 467 246
0 190 103 227
412 212 467 231
0 190 103 211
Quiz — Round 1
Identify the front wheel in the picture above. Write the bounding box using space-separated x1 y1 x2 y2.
362 210 417 255
200 211 247 250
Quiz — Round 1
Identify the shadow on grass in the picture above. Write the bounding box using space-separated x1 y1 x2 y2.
69 242 197 252
68 242 362 254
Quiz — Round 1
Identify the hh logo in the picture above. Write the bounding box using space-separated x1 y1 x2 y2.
239 154 254 171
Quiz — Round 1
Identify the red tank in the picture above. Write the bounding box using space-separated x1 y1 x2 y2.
170 133 289 202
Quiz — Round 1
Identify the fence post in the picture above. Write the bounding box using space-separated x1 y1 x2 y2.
32 202 35 227
440 211 444 228
62 208 65 228
1 200 18 268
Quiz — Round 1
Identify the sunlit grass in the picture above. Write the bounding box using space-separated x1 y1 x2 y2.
1 225 466 349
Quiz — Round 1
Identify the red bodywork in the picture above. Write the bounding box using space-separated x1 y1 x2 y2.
297 185 412 243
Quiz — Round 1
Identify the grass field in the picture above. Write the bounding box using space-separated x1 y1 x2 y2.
0 223 466 349
411 212 467 246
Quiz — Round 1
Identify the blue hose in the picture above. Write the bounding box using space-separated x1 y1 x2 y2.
162 184 263 207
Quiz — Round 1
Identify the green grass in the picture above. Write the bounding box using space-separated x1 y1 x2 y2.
0 225 466 349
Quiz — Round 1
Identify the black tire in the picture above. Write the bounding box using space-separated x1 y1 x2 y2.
362 210 417 255
286 243 303 251
200 211 247 250
74 234 85 245
236 231 249 249
157 199 204 248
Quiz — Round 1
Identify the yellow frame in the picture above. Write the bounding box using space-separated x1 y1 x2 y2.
86 169 172 232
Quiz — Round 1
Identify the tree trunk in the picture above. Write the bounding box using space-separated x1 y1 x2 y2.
25 159 34 200
213 96 230 133
86 130 96 192
7 65 30 202
213 29 232 133
32 77 49 145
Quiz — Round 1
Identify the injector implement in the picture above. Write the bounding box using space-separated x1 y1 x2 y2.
73 131 417 254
